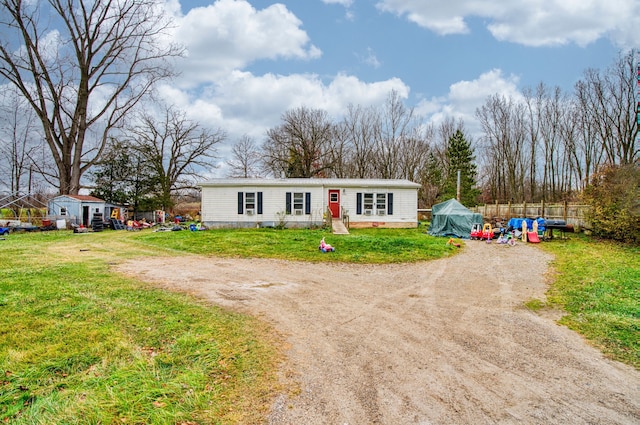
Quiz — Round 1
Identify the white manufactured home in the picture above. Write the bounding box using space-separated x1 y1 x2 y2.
198 178 421 229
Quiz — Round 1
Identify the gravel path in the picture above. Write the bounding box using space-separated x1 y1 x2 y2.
116 241 640 424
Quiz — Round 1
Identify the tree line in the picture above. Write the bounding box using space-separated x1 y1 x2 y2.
230 52 637 207
0 1 637 225
230 91 479 207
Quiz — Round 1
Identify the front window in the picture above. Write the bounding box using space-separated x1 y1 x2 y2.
376 193 386 214
245 192 255 210
363 193 374 214
361 192 388 215
293 192 304 214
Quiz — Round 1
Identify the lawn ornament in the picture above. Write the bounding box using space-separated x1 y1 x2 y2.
319 237 335 252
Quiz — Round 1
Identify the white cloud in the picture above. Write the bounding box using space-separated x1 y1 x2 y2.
161 71 409 142
157 69 408 177
375 0 640 47
152 0 413 171
416 69 521 137
322 0 354 6
322 0 355 21
168 0 321 87
359 47 381 69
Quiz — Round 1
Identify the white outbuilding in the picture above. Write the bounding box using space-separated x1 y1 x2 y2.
198 178 421 229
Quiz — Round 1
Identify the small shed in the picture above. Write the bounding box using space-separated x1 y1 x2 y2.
47 195 106 227
428 198 483 238
198 178 421 229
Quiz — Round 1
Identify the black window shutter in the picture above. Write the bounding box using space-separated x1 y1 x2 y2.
285 192 292 214
237 192 244 214
257 192 263 214
388 193 394 215
305 192 311 214
356 193 362 215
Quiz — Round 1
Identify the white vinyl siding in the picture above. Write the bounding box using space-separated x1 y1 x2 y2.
199 179 419 228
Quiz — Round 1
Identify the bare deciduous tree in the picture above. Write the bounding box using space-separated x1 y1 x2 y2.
336 103 378 178
263 106 335 178
476 94 528 202
0 88 40 193
0 0 182 194
373 90 415 179
577 52 638 166
127 106 225 211
227 135 262 178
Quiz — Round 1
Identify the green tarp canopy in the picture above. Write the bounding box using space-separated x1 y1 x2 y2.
428 198 483 238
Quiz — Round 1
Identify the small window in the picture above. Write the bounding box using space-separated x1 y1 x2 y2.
293 192 304 214
330 193 338 203
60 207 67 216
245 192 256 210
363 193 374 211
376 193 386 212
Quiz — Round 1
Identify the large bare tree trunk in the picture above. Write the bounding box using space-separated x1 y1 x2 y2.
0 0 182 194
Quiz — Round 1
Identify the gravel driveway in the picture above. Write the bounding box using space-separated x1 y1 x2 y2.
116 241 640 424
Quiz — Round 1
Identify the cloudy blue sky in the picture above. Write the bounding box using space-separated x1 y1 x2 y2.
157 0 637 175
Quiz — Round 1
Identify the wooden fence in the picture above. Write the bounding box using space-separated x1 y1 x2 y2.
469 201 590 228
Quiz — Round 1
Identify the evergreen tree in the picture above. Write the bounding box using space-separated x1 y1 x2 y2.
440 130 480 205
89 140 161 215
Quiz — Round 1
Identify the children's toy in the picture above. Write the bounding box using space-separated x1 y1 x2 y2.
526 231 540 243
481 223 494 241
319 237 335 252
446 237 461 248
508 230 517 246
470 223 483 240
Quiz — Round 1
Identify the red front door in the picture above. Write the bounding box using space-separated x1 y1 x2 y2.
328 190 340 218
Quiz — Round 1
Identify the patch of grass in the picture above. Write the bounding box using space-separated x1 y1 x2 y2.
7 226 636 422
0 231 281 424
539 235 639 368
133 227 458 263
524 298 546 311
0 227 456 423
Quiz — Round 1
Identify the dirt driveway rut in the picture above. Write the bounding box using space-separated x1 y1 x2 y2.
116 241 640 424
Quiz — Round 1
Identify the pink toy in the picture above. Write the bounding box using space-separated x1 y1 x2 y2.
319 237 335 252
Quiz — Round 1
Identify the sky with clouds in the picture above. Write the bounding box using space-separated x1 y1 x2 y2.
126 1 640 174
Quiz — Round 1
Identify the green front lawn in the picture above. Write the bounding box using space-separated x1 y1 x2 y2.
538 235 639 368
1 227 637 424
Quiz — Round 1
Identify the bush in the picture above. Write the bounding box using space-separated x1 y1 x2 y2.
582 164 640 243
